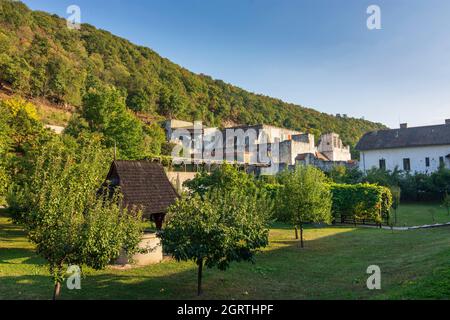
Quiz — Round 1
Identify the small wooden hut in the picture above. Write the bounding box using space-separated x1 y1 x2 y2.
105 160 179 229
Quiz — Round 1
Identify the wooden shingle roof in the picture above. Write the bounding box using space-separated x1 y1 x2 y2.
356 124 450 151
106 161 179 216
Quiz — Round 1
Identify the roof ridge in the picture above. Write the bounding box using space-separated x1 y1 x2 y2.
356 123 450 151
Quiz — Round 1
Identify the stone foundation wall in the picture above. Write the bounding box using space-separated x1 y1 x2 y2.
114 233 162 266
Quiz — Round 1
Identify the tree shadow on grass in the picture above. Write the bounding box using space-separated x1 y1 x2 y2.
0 227 386 300
0 270 201 300
0 222 28 240
2 225 450 300
0 248 45 265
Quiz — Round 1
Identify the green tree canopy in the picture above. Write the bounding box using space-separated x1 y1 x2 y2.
9 134 143 299
278 165 333 247
0 97 46 152
68 85 146 159
161 188 270 296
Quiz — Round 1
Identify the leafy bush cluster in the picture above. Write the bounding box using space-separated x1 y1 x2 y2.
0 0 385 149
183 162 259 196
330 183 393 224
328 165 450 202
271 166 393 229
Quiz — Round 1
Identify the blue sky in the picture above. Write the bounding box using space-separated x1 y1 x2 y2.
22 0 450 128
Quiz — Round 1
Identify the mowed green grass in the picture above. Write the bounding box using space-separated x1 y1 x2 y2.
394 203 450 227
1 207 450 300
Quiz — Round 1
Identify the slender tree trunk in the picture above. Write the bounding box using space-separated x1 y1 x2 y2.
53 281 61 300
197 258 203 296
52 263 64 300
300 224 304 248
294 226 299 240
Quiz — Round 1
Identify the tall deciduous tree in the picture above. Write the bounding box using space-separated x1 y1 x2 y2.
72 85 146 159
279 166 332 248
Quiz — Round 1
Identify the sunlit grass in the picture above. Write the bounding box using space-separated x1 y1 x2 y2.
1 206 450 300
393 203 450 227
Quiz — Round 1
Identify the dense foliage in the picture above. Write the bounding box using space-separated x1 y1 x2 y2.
389 185 401 224
162 165 271 295
330 184 393 224
327 165 450 202
442 192 450 216
7 133 143 299
0 97 52 204
183 163 259 196
0 109 10 204
0 0 385 151
277 166 332 247
0 96 144 299
65 84 167 159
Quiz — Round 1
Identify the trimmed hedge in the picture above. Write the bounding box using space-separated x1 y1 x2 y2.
330 183 393 224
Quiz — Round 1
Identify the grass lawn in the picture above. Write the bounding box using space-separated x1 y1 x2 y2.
393 203 450 227
1 208 450 300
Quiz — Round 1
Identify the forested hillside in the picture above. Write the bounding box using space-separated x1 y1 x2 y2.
0 0 385 148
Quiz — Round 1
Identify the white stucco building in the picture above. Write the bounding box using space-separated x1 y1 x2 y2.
356 121 450 174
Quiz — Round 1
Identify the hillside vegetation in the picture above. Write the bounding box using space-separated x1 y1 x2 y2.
0 0 385 148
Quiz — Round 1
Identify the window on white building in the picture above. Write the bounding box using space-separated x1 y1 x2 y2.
425 157 430 167
379 159 386 170
403 158 411 171
439 157 445 167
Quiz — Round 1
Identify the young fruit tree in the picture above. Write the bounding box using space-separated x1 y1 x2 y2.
389 185 401 224
160 188 271 296
278 165 332 248
10 134 143 299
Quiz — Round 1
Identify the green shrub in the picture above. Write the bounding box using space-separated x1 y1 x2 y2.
330 183 393 224
277 166 332 247
329 165 450 202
